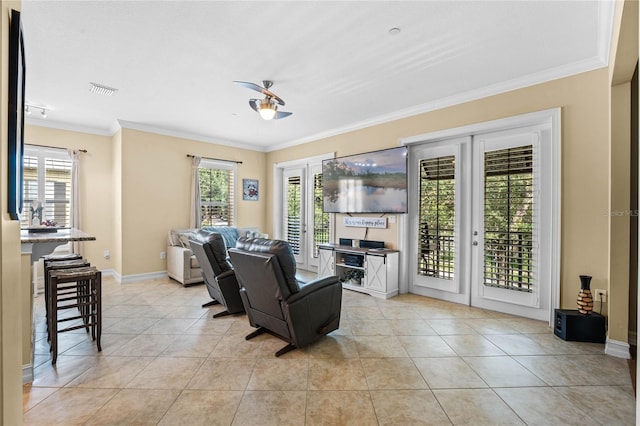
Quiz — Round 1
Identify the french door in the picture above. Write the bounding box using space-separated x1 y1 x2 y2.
408 137 471 305
409 124 555 321
281 162 331 272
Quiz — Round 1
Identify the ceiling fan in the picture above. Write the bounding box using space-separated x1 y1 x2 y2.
233 80 292 120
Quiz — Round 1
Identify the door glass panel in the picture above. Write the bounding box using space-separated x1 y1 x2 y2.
313 172 330 258
483 145 534 292
418 155 456 280
286 175 302 255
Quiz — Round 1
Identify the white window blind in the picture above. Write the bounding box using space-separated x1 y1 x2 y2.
286 175 302 255
22 146 72 228
313 172 330 258
198 159 236 227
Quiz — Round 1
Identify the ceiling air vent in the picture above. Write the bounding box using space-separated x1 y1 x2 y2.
89 82 118 96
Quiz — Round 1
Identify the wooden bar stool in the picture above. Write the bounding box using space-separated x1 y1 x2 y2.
48 267 102 364
44 258 90 341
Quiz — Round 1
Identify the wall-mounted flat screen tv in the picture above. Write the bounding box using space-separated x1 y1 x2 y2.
322 146 408 214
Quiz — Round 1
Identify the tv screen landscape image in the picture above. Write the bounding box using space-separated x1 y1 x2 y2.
322 147 408 213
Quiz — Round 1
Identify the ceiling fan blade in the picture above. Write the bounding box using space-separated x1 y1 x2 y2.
233 80 286 106
234 80 263 93
274 111 293 119
249 99 259 112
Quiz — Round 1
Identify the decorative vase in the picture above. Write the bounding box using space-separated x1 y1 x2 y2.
577 275 593 315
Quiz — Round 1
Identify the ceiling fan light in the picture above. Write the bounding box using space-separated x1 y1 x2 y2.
258 102 277 120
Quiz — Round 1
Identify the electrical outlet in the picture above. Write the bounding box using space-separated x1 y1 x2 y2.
160 251 166 260
103 250 110 260
594 289 607 303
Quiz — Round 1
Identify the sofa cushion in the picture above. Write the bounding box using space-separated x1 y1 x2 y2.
202 226 240 249
168 229 181 247
169 229 199 248
178 232 197 248
246 230 269 239
190 254 200 269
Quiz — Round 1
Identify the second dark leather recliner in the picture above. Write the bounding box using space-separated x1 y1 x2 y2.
228 237 342 356
190 230 244 318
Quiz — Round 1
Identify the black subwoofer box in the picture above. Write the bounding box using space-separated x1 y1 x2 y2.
554 309 605 343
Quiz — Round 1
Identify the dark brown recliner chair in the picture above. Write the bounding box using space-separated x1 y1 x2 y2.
228 237 342 356
189 231 244 318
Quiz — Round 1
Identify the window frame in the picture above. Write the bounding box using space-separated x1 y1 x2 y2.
22 145 73 229
198 158 237 227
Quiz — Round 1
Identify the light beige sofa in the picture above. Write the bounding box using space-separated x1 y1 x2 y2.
167 226 265 286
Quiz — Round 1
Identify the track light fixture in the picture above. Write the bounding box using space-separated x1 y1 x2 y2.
25 104 48 119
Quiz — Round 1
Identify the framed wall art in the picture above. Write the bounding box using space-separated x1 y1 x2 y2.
243 179 259 201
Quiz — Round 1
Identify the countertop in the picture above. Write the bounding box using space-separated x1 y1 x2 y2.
20 228 96 244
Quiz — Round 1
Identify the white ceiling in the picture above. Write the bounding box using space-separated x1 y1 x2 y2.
20 1 614 152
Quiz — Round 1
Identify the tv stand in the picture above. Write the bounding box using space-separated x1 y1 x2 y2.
318 244 399 299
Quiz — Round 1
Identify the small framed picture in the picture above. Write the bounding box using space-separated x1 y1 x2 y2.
243 179 259 201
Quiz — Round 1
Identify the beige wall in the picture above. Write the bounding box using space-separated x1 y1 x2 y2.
24 126 114 270
1 0 24 423
115 128 267 276
610 82 631 341
607 0 638 342
112 129 123 274
21 126 269 278
268 69 611 315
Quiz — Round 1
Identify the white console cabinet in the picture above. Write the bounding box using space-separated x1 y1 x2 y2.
318 244 399 299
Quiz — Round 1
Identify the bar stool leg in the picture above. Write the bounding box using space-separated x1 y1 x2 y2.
50 274 59 364
95 271 102 351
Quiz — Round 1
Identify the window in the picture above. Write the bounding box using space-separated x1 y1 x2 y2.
22 146 72 228
198 160 236 227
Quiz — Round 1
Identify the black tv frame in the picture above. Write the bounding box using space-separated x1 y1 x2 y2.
7 9 25 221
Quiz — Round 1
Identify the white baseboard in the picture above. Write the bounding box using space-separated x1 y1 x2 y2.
23 364 33 384
118 271 168 284
99 268 116 277
604 338 631 359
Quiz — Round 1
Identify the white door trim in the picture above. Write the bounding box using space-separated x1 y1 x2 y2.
400 108 561 325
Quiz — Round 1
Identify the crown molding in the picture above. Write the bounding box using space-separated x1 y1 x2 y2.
269 57 607 152
115 120 267 152
268 2 615 152
25 117 114 136
597 0 615 63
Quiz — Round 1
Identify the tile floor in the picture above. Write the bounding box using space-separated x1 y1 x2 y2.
23 275 635 425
